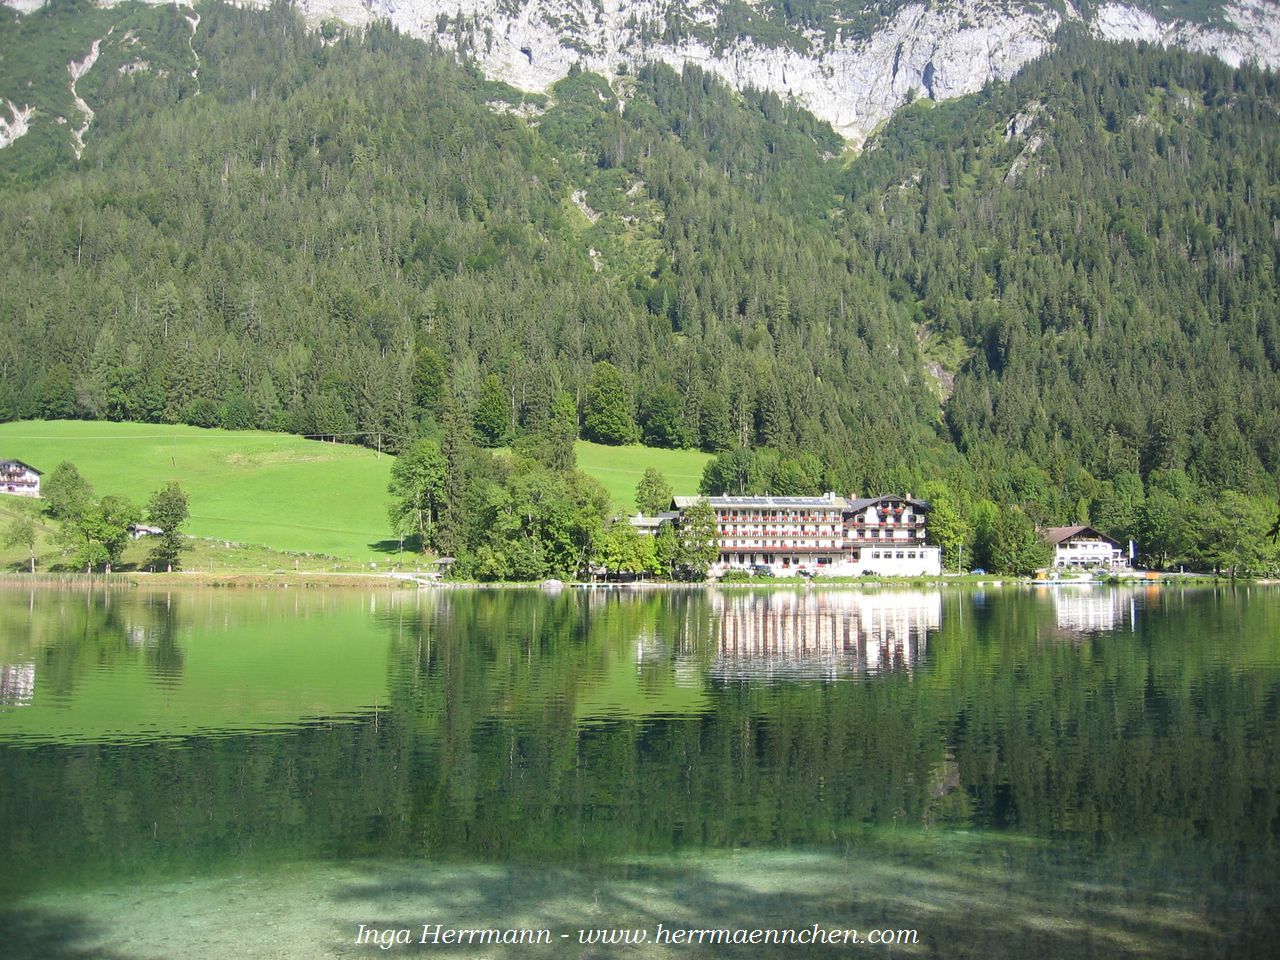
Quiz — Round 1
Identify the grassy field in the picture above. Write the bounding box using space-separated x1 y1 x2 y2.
575 440 710 512
0 421 395 562
0 422 710 567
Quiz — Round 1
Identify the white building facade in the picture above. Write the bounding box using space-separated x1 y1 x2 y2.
674 493 849 577
844 495 942 577
666 492 942 578
1043 526 1131 571
0 460 41 498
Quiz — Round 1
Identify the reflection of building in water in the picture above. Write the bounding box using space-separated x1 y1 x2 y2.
0 663 36 706
1050 587 1133 635
710 591 940 680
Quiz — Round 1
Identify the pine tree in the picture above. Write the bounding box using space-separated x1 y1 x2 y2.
436 402 472 558
474 374 510 446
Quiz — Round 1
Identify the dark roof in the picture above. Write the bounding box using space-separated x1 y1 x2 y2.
672 494 847 509
1042 525 1120 546
0 459 42 475
847 494 931 511
628 511 679 528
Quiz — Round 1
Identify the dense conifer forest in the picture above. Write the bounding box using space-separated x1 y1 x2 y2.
1 1 1277 573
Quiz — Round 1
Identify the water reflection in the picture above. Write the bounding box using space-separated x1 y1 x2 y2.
709 590 939 680
0 584 1278 959
0 662 35 706
0 588 396 744
1048 586 1134 636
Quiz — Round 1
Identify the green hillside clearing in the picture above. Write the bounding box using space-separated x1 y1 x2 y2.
0 421 394 561
0 422 710 565
574 441 710 512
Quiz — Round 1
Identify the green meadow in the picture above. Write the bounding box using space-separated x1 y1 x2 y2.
0 421 395 561
0 422 710 563
574 440 710 512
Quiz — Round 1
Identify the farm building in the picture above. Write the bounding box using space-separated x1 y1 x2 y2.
0 460 41 498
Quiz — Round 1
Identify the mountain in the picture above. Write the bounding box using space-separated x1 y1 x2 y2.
0 0 1277 560
6 0 1278 149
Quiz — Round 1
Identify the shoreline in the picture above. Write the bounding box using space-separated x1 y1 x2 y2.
0 571 1264 591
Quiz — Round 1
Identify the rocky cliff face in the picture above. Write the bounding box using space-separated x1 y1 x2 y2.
272 0 1071 144
7 1 1280 145
1092 1 1280 68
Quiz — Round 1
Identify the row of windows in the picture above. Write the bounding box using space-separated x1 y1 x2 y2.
726 550 930 562
720 512 842 520
729 554 841 563
719 530 840 537
721 527 839 535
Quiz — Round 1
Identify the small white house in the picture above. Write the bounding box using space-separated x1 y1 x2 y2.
0 459 41 498
1043 525 1131 571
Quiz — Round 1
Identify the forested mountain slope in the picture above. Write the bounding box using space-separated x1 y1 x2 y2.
0 1 942 493
843 32 1280 502
0 1 1277 540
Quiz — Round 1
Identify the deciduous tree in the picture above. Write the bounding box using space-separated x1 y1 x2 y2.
674 497 719 581
43 462 93 522
4 515 37 573
635 468 673 515
146 482 190 571
388 439 447 552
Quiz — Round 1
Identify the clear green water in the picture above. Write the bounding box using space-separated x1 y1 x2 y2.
0 585 1277 958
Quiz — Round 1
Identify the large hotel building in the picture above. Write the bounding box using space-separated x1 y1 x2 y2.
665 493 941 577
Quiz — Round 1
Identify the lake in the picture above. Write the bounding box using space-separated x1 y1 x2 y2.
0 584 1277 958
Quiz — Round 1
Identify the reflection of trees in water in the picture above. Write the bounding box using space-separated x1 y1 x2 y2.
29 590 133 699
10 590 187 698
379 588 717 730
1 588 1278 939
137 592 185 685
